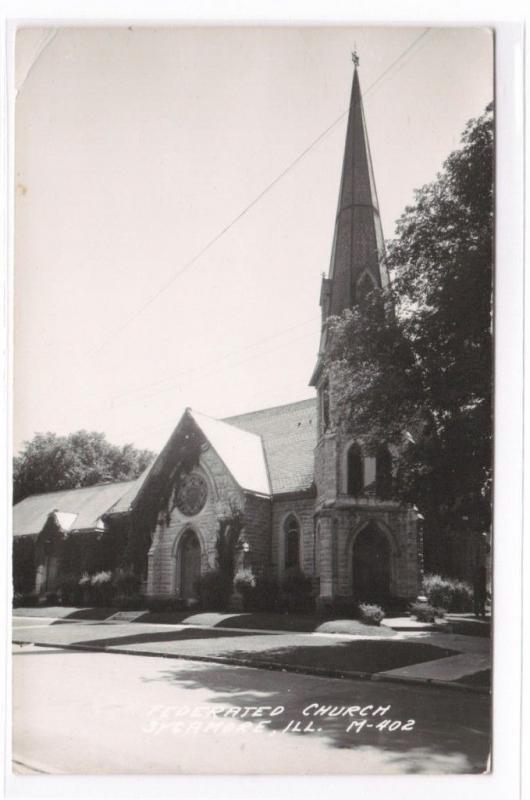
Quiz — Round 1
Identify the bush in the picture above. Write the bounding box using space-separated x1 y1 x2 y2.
146 596 186 613
113 566 141 596
13 592 39 608
280 568 314 614
90 570 114 606
245 576 281 612
410 601 442 622
44 591 59 606
357 602 385 626
114 593 145 610
197 569 231 610
423 574 473 612
58 574 82 606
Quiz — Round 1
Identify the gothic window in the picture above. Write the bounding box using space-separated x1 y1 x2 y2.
356 271 376 303
375 445 393 499
284 514 300 570
347 443 364 496
320 382 330 432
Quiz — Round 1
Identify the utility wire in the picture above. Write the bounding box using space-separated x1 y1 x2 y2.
92 28 431 355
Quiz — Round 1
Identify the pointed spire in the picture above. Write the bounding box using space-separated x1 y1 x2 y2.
310 56 388 386
327 57 387 317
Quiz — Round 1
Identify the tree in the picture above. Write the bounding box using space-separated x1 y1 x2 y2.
13 430 154 503
326 103 493 575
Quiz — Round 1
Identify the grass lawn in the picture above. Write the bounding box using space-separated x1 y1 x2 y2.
230 639 457 674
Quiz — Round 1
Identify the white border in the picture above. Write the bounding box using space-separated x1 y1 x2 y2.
1 4 526 800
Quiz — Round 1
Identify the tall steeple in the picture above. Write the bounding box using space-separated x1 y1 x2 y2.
311 54 388 386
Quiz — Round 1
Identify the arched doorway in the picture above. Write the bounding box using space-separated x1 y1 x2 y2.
178 529 202 600
352 523 390 603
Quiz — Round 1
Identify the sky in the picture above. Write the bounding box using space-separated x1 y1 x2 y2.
14 25 493 456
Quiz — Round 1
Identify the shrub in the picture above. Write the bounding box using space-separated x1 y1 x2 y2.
44 591 59 605
410 601 441 622
146 596 186 613
280 568 314 613
423 574 473 612
357 602 385 626
113 566 141 596
197 569 231 610
90 570 114 606
13 592 39 608
234 567 256 606
58 574 82 606
114 593 145 611
245 576 281 612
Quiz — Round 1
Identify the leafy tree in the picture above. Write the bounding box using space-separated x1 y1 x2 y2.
326 103 493 575
13 430 154 503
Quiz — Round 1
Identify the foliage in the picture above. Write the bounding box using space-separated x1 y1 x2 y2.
13 430 154 503
243 575 281 612
410 601 439 623
12 536 36 594
146 596 186 613
13 592 39 607
234 567 256 599
280 568 313 613
58 573 83 605
357 602 385 626
215 503 245 584
325 104 493 575
113 593 145 610
196 569 231 610
423 573 473 612
89 570 114 606
113 566 141 596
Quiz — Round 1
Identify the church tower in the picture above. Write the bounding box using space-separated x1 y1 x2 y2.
310 55 420 610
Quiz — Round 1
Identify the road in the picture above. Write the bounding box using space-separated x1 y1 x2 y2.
12 643 490 775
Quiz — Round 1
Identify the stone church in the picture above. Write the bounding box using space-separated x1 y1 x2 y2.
13 61 421 609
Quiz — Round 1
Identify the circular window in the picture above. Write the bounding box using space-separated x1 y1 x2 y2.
174 472 208 517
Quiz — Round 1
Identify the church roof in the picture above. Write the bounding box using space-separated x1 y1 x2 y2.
13 480 136 537
13 398 318 535
189 409 271 496
224 397 317 495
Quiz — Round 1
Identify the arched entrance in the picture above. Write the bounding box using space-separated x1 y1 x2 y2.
178 529 202 600
352 523 390 603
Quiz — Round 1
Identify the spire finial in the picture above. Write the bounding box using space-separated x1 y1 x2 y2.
352 49 359 67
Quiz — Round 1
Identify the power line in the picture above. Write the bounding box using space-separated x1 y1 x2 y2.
111 315 320 404
92 28 431 355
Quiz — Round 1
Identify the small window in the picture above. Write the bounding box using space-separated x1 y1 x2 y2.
284 515 300 570
356 271 376 303
321 382 330 432
347 443 364 496
375 445 393 499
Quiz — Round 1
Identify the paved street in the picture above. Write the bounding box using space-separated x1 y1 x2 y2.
12 642 490 775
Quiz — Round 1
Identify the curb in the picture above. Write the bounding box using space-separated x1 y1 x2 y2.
12 639 491 696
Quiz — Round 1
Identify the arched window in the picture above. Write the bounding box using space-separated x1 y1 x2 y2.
284 515 300 570
356 271 376 303
347 443 364 496
320 381 330 432
375 444 393 499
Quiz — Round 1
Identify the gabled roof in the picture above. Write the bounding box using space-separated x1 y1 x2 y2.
224 397 317 495
189 410 270 496
13 480 136 537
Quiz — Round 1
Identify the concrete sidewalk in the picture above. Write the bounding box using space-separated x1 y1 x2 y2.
12 613 491 694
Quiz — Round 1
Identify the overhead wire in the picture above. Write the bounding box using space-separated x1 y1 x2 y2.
92 28 432 357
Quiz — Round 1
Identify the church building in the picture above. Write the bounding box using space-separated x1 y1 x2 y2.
13 59 422 609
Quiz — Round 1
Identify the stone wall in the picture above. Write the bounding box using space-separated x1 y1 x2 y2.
271 494 315 578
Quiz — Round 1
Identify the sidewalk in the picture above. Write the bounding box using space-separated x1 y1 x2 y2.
12 607 491 694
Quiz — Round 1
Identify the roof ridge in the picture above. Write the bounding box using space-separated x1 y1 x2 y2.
223 396 316 422
15 478 137 502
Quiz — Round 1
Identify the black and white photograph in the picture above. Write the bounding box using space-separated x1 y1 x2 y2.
4 15 522 789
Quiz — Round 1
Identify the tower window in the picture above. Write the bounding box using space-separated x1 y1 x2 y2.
375 445 393 499
321 382 330 432
347 443 364 496
356 271 376 303
284 515 300 570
